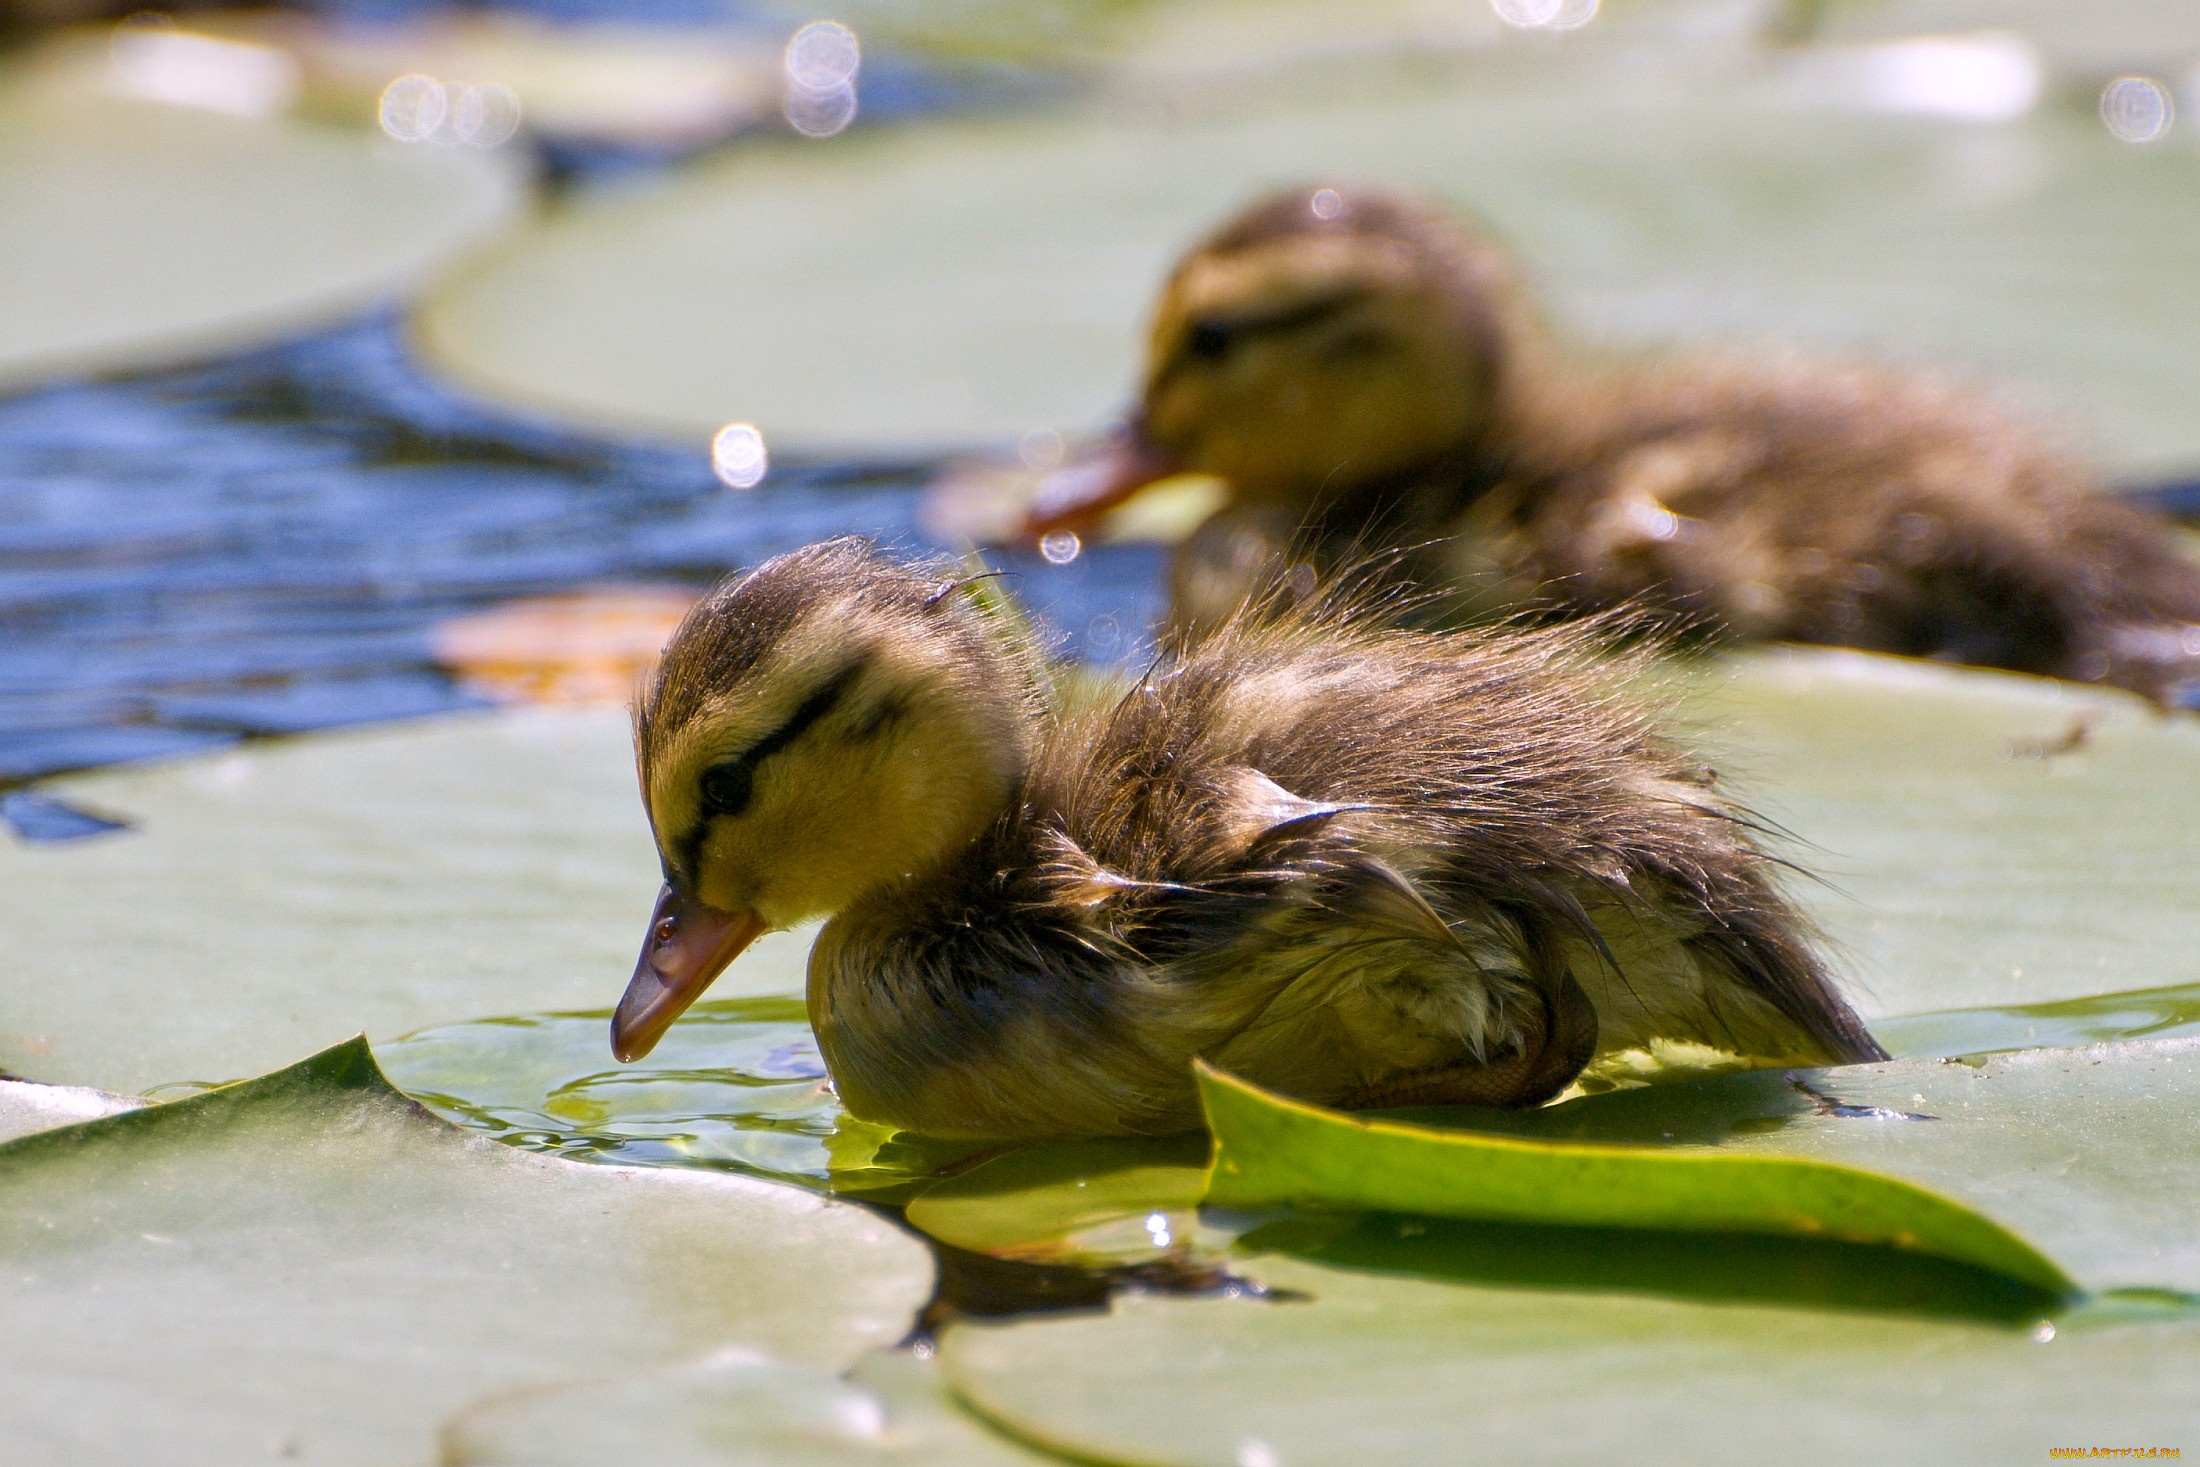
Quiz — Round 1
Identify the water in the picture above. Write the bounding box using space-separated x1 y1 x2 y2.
377 994 990 1201
1873 981 2200 1060
0 309 1165 794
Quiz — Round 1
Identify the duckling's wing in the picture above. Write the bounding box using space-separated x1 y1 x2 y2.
1182 777 1598 1111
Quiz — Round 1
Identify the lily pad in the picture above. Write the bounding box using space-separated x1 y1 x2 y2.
417 55 2200 472
0 37 526 390
1676 649 2200 1020
0 1037 932 1467
1395 1038 2200 1296
0 707 812 1092
1200 1062 2073 1296
939 1252 2200 1467
439 1346 1053 1466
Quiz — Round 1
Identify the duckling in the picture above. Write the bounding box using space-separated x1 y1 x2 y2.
1027 185 2200 705
610 537 1882 1141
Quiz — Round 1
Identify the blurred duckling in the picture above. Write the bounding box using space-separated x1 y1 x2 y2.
609 537 1881 1141
1028 185 2200 705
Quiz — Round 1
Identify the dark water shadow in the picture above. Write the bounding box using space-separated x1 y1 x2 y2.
1238 1210 2064 1327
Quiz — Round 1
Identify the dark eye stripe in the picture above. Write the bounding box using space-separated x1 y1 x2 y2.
1170 290 1369 370
701 659 866 819
676 659 866 882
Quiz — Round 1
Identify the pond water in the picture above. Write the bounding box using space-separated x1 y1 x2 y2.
0 310 1163 793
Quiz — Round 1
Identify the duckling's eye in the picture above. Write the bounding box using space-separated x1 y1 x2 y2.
1186 317 1235 361
699 762 755 819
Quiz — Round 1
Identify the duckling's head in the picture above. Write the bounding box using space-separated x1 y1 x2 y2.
612 538 1038 1061
1034 187 1527 541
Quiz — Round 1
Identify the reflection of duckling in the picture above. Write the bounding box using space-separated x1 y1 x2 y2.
610 538 1881 1141
1030 185 2200 704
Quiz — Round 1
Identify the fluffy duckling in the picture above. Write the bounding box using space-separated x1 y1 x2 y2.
610 537 1881 1141
1029 185 2200 705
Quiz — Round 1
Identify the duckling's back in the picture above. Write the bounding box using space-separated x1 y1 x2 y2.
813 604 1882 1140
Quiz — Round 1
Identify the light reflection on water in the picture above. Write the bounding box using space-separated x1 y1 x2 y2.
377 994 988 1201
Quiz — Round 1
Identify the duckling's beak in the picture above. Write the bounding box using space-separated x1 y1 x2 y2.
611 886 767 1063
1021 427 1177 538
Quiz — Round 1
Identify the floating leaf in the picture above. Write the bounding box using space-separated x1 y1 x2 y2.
1676 650 2200 1021
1368 1037 2200 1296
430 586 700 708
1198 1061 2073 1296
0 37 525 389
439 1346 1053 1466
0 708 813 1092
417 57 2200 472
939 1251 2200 1467
0 1037 932 1466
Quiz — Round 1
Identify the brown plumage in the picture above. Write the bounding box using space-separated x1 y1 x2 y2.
1031 185 2200 706
612 537 1881 1141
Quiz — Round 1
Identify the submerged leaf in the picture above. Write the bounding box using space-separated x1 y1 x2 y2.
905 1136 1211 1264
1196 1061 2074 1296
0 1037 931 1467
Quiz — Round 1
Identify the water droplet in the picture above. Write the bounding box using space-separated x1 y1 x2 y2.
2028 1318 2057 1343
785 21 861 90
785 21 860 138
378 74 447 141
711 423 768 489
1144 1211 1173 1248
1489 0 1562 27
453 84 522 148
2100 76 2174 143
1019 428 1066 470
1309 187 1342 220
785 80 858 137
1040 531 1082 565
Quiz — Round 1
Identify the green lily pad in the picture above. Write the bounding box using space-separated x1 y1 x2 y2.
938 1252 2200 1467
416 55 2200 472
1676 649 2200 1021
1393 1038 2200 1296
0 708 811 1093
0 37 526 390
0 1079 137 1145
0 1036 932 1467
1199 1061 2074 1296
439 1346 1054 1465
